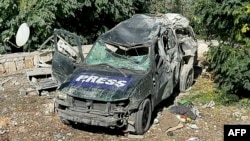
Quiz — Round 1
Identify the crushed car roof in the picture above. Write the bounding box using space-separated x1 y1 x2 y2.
100 13 190 47
163 13 190 29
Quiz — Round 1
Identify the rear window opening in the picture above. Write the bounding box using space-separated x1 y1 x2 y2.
105 43 148 57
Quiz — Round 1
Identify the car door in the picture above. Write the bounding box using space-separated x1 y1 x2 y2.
154 29 181 100
52 29 84 84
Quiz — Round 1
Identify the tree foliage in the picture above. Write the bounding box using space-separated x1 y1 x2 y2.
0 0 83 53
61 0 151 43
149 0 198 31
195 0 250 42
0 0 149 53
149 0 195 16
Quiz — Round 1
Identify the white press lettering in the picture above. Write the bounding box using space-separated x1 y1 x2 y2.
105 79 116 85
74 74 130 88
96 77 107 84
76 75 88 82
116 80 127 87
86 75 98 82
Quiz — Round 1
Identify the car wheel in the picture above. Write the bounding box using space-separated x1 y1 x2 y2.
134 98 152 135
179 64 194 92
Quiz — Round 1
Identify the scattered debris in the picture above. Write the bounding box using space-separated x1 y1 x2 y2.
153 111 162 125
127 134 144 139
0 77 13 86
53 133 64 140
26 68 52 82
0 97 4 103
14 81 20 86
177 99 193 106
166 131 174 136
66 132 72 136
40 91 49 96
158 110 180 133
11 80 20 86
166 122 184 136
169 105 197 120
19 87 27 96
187 123 199 129
191 107 201 118
241 116 248 121
27 91 38 96
43 103 54 115
31 77 38 83
0 129 7 135
25 68 58 95
0 117 11 128
11 121 18 126
36 80 58 95
202 100 215 108
165 99 200 135
232 111 242 118
0 86 4 91
153 118 159 124
35 51 53 68
187 137 200 141
26 87 35 92
0 77 13 91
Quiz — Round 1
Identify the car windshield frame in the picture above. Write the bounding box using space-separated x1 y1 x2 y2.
85 39 150 71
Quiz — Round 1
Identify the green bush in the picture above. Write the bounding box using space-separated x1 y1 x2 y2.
195 0 250 100
209 45 250 97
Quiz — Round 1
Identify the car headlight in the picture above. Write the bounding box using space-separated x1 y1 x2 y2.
56 91 67 100
113 100 129 111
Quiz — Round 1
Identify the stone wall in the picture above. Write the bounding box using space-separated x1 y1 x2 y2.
0 45 92 74
0 51 52 74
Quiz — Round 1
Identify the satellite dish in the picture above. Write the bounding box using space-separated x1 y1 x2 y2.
16 23 30 47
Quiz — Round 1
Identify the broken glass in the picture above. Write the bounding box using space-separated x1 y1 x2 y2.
85 40 150 71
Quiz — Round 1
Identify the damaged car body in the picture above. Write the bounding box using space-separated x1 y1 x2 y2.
53 13 198 135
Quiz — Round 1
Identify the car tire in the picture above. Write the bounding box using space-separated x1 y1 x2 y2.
179 64 194 92
134 98 152 135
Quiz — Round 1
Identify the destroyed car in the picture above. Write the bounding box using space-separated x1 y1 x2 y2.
53 13 198 135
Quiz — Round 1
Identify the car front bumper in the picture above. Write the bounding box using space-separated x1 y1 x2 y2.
54 98 130 128
56 108 127 127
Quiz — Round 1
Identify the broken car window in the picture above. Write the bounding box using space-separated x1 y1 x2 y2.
85 40 150 71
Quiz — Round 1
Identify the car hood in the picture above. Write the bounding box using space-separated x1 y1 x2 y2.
59 67 147 101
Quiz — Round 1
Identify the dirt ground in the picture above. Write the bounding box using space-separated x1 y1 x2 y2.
0 71 250 141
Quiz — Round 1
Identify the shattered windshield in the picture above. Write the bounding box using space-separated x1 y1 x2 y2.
85 40 150 71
